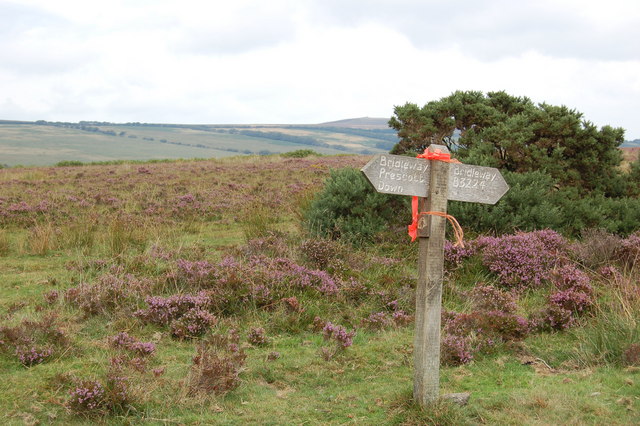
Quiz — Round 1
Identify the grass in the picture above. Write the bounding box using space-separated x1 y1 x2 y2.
0 155 639 424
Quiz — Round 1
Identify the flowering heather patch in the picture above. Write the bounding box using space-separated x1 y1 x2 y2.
105 374 131 408
171 193 209 219
479 230 568 288
1 200 51 225
528 263 595 329
64 273 153 316
312 316 326 332
134 291 217 339
476 311 529 341
623 343 640 366
43 289 60 304
616 232 640 268
531 229 569 252
392 311 413 326
134 291 213 325
0 155 367 229
549 289 593 313
531 304 574 331
67 379 106 413
0 313 70 367
444 240 478 267
170 309 217 339
110 331 137 348
551 264 592 293
196 255 341 300
281 296 303 313
441 334 474 366
441 304 530 364
322 322 356 349
109 332 156 356
469 284 518 314
599 265 622 280
67 373 134 414
148 244 174 261
441 311 475 337
362 312 393 330
175 259 217 287
361 309 412 328
243 232 290 258
299 238 340 269
443 310 528 343
247 327 269 346
246 256 341 296
173 255 343 307
15 345 53 367
111 354 148 373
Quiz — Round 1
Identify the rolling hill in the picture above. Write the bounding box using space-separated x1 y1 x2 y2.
0 119 397 167
2 119 638 168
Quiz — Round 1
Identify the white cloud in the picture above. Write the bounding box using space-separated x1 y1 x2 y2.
0 0 639 139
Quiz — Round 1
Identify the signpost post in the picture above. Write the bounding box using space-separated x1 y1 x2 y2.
361 145 509 407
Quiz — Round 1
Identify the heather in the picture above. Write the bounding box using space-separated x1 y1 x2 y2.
1 155 639 424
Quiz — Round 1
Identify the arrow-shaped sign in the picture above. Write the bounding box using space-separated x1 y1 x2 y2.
361 153 509 204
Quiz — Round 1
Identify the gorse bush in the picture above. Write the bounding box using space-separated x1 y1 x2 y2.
448 171 640 237
449 171 563 235
306 166 640 241
303 167 408 244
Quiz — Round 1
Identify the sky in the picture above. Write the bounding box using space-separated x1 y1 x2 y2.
1 0 639 139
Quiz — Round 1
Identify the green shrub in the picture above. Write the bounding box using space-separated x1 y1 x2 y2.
303 167 408 245
55 160 85 167
449 170 640 237
304 165 640 242
281 149 319 158
449 171 563 235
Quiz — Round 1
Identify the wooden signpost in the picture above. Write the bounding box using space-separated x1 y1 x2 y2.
361 145 509 407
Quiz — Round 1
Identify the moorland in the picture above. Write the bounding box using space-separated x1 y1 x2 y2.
0 151 639 424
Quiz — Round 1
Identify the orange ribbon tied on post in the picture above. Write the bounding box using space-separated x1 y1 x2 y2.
407 148 465 247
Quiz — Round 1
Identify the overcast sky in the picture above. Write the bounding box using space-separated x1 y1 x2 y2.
1 0 639 139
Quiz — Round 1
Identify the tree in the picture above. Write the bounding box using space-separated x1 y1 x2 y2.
389 91 626 194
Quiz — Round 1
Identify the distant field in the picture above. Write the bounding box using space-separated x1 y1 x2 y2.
622 147 640 163
0 119 395 167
